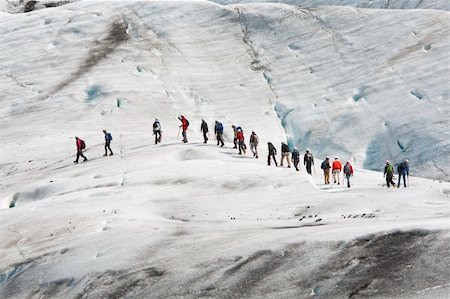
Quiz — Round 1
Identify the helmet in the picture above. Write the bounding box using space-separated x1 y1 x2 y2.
335 156 338 160
306 148 310 152
326 156 329 159
294 146 298 150
386 160 389 164
405 159 409 163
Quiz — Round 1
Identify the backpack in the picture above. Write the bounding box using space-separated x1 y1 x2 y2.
217 123 223 132
153 122 158 129
344 164 351 174
321 161 328 170
185 118 190 127
386 164 393 173
80 139 86 149
306 153 313 162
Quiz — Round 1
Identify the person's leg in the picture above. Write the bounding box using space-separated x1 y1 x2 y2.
287 154 291 167
326 170 330 183
107 143 113 155
273 154 278 166
347 175 351 188
216 134 220 145
104 143 108 156
80 151 87 161
397 175 401 188
267 154 271 166
182 130 187 142
255 146 258 158
403 174 407 187
75 151 80 163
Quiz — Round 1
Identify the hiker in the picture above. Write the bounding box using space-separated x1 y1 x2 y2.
292 147 300 171
236 127 246 155
304 149 314 175
332 157 342 185
384 160 396 188
102 130 113 156
267 142 278 166
321 157 331 184
74 136 87 164
232 125 238 149
178 115 189 143
397 159 409 188
280 142 291 168
214 120 225 147
343 161 354 188
201 119 209 144
249 131 259 158
153 118 162 144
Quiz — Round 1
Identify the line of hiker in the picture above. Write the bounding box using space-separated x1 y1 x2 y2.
73 117 410 189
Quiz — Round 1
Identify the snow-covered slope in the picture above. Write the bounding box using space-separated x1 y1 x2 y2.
1 1 449 179
1 1 450 298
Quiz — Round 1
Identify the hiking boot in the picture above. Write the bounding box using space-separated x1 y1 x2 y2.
83 158 88 162
74 161 78 164
103 154 107 157
110 153 113 156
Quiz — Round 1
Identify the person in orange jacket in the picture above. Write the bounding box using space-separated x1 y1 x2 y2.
178 115 189 143
236 127 246 155
332 157 342 185
343 161 354 188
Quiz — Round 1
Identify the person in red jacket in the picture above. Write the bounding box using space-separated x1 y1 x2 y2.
332 157 342 185
236 127 246 155
343 161 354 188
74 136 87 164
178 115 189 143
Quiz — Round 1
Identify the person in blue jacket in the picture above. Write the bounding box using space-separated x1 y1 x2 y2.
214 120 225 147
397 159 409 188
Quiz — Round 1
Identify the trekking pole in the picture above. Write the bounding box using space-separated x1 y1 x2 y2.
313 164 316 175
407 175 410 187
177 126 181 139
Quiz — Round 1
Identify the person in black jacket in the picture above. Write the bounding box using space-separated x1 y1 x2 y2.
321 157 331 184
304 149 314 175
280 142 291 168
153 118 161 144
201 119 209 144
267 142 278 166
292 147 300 171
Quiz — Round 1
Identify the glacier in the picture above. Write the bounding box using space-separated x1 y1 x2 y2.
0 0 449 298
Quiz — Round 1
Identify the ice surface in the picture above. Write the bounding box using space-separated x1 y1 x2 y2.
0 1 449 298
